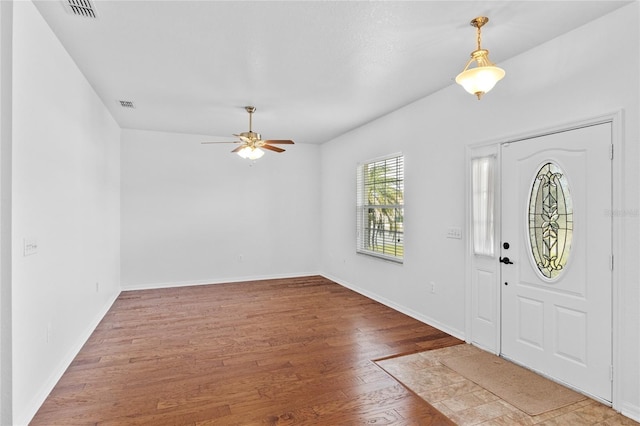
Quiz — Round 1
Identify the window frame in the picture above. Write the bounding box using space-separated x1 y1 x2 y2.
356 153 404 263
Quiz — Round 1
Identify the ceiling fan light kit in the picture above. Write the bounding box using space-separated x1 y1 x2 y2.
201 106 294 160
237 146 265 160
456 16 505 100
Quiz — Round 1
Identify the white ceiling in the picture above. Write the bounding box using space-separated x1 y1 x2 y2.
34 0 630 145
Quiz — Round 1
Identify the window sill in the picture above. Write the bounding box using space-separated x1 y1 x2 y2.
356 250 404 264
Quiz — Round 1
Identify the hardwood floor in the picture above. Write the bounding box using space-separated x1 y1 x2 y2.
31 276 463 425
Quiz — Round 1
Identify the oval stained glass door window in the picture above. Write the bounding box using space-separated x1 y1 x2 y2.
528 162 573 280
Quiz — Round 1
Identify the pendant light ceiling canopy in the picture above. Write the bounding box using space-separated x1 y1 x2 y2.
456 17 505 100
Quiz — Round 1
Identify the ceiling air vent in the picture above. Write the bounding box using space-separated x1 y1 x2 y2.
119 100 135 109
63 0 97 18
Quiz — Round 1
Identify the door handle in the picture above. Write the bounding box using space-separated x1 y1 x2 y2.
499 256 514 265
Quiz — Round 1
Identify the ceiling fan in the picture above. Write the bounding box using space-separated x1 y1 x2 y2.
202 106 294 160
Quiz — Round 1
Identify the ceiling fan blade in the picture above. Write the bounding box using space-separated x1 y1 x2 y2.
262 144 285 153
231 145 245 153
263 139 294 145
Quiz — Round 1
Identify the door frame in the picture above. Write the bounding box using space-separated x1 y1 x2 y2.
464 110 624 408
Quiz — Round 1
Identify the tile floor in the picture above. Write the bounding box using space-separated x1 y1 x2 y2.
376 344 639 426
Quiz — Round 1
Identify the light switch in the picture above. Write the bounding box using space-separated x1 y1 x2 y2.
24 237 38 256
446 227 462 239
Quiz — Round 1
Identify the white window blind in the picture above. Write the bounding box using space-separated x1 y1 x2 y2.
472 156 495 257
357 154 404 262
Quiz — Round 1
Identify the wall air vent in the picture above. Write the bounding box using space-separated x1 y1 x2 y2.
63 0 97 19
119 100 135 109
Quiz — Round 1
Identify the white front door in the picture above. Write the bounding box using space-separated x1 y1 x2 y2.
501 123 612 402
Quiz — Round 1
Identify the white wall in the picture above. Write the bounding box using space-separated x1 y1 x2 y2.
0 1 12 423
320 3 639 419
120 129 321 289
12 2 121 424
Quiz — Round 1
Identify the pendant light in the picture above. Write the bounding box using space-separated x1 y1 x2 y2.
456 17 505 100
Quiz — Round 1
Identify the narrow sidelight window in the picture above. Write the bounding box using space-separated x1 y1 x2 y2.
472 156 495 257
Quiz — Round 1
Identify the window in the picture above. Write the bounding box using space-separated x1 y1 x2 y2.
471 156 495 256
528 161 573 280
357 154 404 262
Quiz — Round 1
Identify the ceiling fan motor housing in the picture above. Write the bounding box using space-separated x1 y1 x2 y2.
239 131 261 141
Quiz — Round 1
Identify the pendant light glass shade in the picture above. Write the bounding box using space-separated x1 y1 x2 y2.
456 59 505 99
456 17 505 100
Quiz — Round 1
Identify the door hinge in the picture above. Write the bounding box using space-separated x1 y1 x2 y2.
610 365 614 381
610 255 614 271
610 144 614 160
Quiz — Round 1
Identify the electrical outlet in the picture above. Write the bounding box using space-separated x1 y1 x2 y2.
446 227 462 239
238 254 243 262
430 281 436 294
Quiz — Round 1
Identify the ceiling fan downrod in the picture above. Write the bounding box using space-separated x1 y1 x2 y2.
245 106 256 132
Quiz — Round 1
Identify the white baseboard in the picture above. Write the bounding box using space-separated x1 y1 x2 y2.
322 273 466 341
20 290 120 426
619 401 640 423
120 271 323 291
